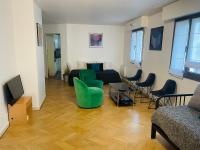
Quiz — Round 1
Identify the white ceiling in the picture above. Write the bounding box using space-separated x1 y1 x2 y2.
36 0 176 25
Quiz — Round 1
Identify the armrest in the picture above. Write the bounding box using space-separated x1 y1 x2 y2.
88 87 103 96
157 93 193 98
156 93 194 109
85 80 103 88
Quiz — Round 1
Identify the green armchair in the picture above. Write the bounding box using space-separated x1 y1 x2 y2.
73 77 104 108
79 69 103 88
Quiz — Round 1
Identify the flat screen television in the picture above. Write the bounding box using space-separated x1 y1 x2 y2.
5 75 24 106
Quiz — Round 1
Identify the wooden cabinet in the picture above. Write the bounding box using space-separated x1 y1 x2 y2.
8 96 32 124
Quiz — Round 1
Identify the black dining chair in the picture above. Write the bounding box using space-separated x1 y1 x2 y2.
123 69 142 91
148 79 177 109
126 69 142 82
135 73 156 100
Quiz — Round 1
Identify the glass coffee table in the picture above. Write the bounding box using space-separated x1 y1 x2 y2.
109 82 135 107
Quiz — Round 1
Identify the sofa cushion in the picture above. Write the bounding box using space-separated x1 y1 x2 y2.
103 62 112 70
188 84 200 111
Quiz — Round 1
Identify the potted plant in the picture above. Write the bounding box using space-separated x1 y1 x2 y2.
63 64 70 82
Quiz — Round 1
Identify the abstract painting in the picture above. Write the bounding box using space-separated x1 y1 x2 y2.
89 33 103 48
149 26 164 50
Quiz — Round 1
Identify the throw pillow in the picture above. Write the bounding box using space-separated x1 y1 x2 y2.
103 62 112 70
188 84 200 111
87 63 103 72
77 61 86 69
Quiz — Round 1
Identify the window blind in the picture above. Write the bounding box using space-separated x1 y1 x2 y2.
169 20 190 77
130 29 144 65
185 17 200 70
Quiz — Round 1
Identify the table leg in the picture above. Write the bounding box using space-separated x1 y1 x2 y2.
109 86 111 97
117 92 120 107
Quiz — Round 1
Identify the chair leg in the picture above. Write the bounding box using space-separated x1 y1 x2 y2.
140 87 150 103
138 87 144 102
134 86 140 98
148 97 153 108
147 87 152 98
151 124 156 139
148 96 156 109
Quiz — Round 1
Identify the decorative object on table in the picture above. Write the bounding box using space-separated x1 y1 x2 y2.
149 26 164 50
36 23 43 46
89 33 103 48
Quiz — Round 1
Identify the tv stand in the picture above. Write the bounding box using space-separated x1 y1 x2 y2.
8 96 32 124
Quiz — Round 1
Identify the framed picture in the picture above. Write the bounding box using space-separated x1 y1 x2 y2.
89 33 103 48
36 23 43 46
149 26 164 50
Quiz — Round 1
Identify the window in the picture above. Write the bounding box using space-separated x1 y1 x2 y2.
169 20 190 76
169 13 200 81
130 28 144 65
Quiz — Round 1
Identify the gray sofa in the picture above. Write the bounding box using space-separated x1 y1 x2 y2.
151 85 200 150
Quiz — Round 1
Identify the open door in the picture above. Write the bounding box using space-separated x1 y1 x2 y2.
45 34 61 80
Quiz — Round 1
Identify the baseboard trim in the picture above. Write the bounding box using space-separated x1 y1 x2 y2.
32 106 41 110
0 121 9 138
32 96 46 110
39 95 46 110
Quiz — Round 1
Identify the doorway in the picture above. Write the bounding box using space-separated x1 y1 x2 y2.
45 34 61 80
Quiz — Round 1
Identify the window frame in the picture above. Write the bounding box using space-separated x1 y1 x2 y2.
168 19 190 78
130 27 144 65
169 12 200 82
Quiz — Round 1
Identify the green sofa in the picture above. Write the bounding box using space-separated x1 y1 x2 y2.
73 77 104 108
79 69 103 89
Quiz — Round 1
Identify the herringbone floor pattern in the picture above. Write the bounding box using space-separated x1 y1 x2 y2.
0 79 174 150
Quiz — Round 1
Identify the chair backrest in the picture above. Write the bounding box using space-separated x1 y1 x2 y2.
144 73 156 86
127 69 142 81
79 69 96 82
162 79 176 94
73 77 88 100
134 69 142 81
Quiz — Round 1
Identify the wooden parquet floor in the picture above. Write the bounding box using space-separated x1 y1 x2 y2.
0 79 174 150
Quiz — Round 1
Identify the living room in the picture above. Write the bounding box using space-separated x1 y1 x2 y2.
0 0 200 149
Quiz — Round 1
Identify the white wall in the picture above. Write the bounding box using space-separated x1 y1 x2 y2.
66 24 124 71
43 24 67 78
34 2 46 107
125 16 148 31
124 11 199 95
0 0 17 136
12 0 46 109
0 0 46 136
163 0 200 21
44 24 124 73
